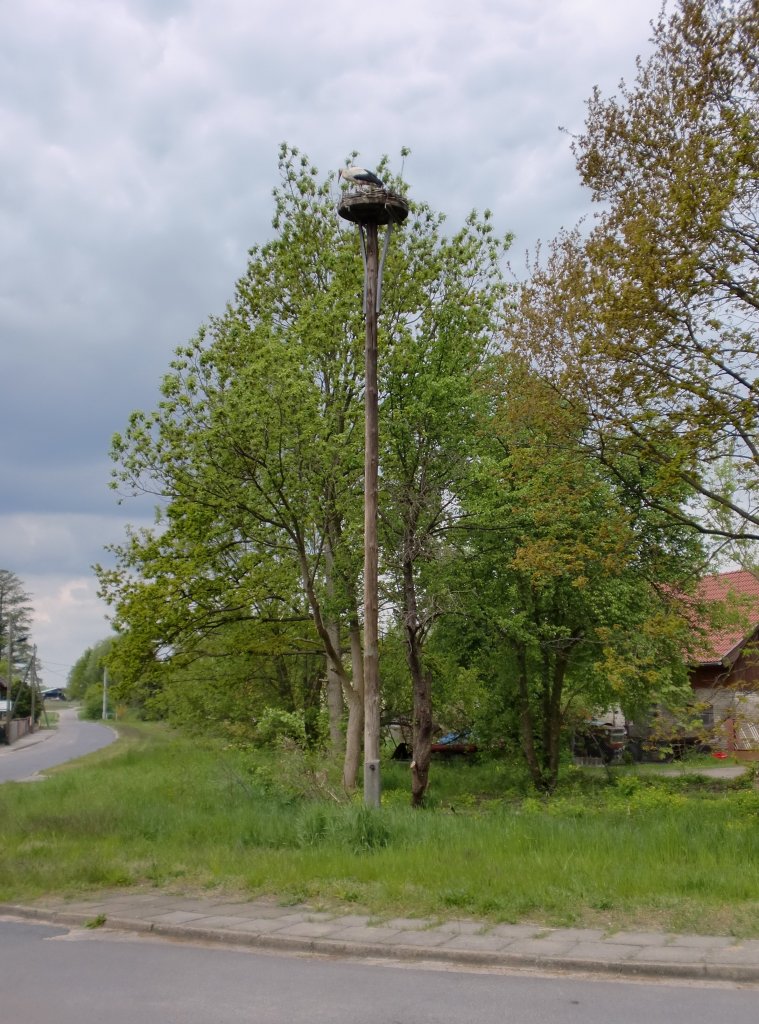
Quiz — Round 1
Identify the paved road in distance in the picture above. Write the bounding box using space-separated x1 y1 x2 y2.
0 706 115 782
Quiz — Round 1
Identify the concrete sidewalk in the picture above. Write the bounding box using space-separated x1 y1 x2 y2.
3 892 759 984
0 725 56 754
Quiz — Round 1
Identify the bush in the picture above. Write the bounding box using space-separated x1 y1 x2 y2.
80 683 113 721
255 708 310 748
8 683 41 724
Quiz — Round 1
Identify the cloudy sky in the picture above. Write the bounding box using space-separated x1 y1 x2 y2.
0 0 664 684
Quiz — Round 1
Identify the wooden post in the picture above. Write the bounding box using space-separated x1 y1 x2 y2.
6 616 12 733
337 185 408 810
363 223 381 808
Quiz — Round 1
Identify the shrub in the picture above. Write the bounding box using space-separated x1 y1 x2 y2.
255 708 308 747
80 683 113 721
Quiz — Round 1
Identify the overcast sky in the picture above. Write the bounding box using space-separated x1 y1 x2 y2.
0 0 664 684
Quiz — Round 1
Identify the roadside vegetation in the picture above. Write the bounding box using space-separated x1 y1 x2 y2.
2 722 757 938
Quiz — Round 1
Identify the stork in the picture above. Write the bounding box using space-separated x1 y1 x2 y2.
338 165 386 189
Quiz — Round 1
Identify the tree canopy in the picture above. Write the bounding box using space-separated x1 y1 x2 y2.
98 145 510 798
513 0 759 551
0 569 35 681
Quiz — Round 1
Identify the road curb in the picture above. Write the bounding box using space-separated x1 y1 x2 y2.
3 904 758 985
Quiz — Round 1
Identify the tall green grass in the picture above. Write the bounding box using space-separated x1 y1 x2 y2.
1 723 757 936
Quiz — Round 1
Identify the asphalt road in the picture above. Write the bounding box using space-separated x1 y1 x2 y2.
2 917 757 1024
0 706 115 782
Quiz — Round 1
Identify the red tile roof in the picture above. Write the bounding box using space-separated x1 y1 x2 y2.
692 570 759 664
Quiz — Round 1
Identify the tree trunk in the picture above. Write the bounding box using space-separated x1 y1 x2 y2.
325 620 345 753
545 651 569 789
324 541 346 754
403 558 432 807
343 618 365 791
515 643 545 791
410 661 433 808
296 538 362 789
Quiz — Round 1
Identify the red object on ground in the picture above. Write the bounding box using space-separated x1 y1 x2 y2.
712 751 728 759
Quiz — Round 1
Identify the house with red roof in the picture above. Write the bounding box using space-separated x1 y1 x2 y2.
689 570 759 760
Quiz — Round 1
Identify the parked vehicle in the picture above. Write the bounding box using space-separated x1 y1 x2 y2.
572 721 627 764
431 730 478 758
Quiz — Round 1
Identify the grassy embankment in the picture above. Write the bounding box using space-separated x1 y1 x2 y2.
1 721 757 937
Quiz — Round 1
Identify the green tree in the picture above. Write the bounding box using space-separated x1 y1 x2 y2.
98 145 511 799
100 145 368 786
0 569 34 681
379 210 509 804
458 362 703 792
67 637 114 700
520 0 759 545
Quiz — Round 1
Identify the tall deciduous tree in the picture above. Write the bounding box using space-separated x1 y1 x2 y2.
101 145 367 788
380 210 510 805
519 0 759 545
458 362 703 793
99 145 511 799
67 637 114 700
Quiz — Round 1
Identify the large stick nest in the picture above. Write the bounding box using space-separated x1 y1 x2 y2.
338 187 409 226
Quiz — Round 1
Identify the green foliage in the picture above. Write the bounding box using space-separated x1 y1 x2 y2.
517 0 759 546
0 569 35 680
97 143 511 797
442 362 703 791
80 682 113 721
296 804 391 853
255 708 309 748
67 638 114 700
10 683 41 724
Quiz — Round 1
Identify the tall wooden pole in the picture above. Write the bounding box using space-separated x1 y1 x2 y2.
338 186 407 808
363 223 381 808
6 616 13 733
102 667 109 720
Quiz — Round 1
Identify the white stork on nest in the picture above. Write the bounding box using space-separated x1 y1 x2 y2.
338 166 386 189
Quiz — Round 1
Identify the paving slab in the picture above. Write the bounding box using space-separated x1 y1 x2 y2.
705 945 759 964
487 923 543 940
432 919 487 936
605 931 670 946
383 916 435 930
322 914 372 928
567 941 641 962
222 917 314 934
185 915 262 930
506 938 579 957
275 921 353 939
669 934 737 949
633 945 709 964
149 911 212 925
391 929 454 948
439 933 513 952
324 924 404 944
542 927 607 942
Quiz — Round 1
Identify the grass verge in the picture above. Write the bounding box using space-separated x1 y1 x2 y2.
1 722 757 937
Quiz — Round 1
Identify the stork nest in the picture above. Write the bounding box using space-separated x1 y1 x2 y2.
337 187 409 226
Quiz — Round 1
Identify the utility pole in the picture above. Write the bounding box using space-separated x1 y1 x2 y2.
30 646 48 730
338 178 408 808
362 222 381 808
102 667 109 720
6 615 13 735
